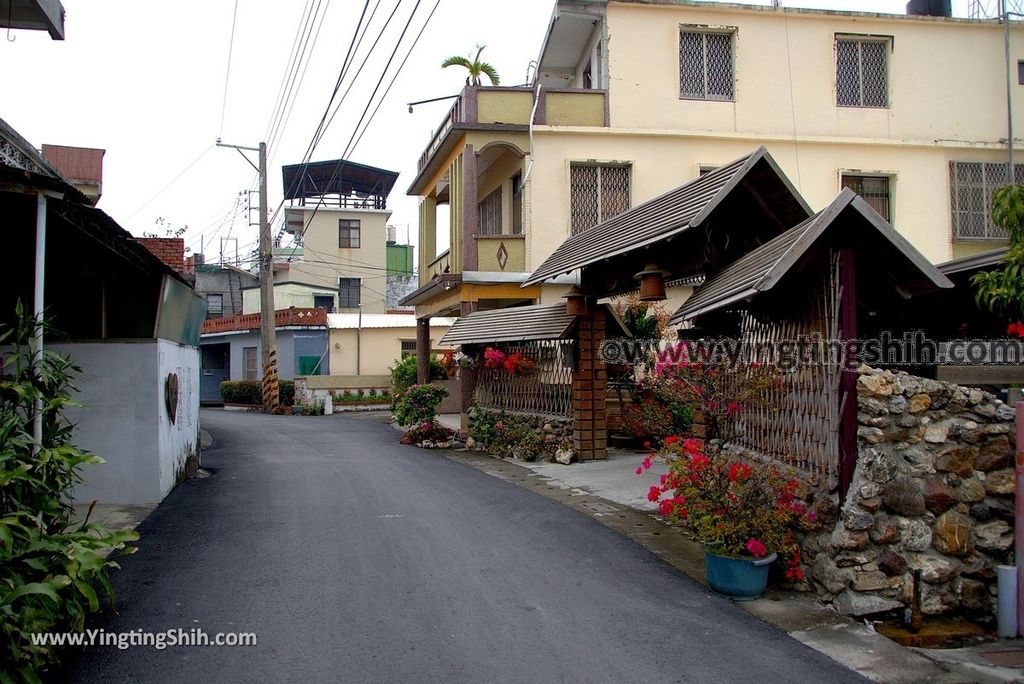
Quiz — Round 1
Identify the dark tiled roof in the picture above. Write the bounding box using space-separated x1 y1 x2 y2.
938 247 1009 275
523 146 810 287
671 189 954 323
440 303 577 345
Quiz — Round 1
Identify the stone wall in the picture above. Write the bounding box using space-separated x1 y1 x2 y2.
806 367 1017 619
466 406 574 462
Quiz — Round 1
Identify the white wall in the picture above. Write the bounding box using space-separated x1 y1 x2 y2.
157 340 201 499
56 340 200 506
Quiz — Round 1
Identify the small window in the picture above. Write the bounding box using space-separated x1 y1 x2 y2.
511 173 523 235
841 174 891 221
478 187 502 236
679 29 735 101
338 219 361 248
338 278 361 309
313 295 334 313
206 293 223 319
569 163 631 235
243 346 259 381
400 339 417 359
836 37 889 108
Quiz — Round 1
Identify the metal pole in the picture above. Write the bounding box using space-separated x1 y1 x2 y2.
33 192 46 452
356 305 362 376
1004 0 1015 178
258 141 279 412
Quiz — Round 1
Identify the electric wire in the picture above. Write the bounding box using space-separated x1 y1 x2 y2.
218 0 240 140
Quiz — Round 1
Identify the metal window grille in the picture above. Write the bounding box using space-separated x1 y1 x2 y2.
313 295 334 313
243 346 258 381
338 219 361 248
473 340 574 418
570 164 630 235
400 339 417 359
478 187 502 236
841 175 890 221
836 38 888 108
679 30 734 101
206 293 223 319
950 161 1023 240
338 277 361 308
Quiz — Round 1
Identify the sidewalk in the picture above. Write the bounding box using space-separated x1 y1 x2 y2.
471 445 1024 683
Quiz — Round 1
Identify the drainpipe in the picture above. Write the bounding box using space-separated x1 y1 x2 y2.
33 192 47 452
356 305 362 376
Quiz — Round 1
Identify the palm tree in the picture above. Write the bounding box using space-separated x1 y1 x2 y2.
441 44 500 86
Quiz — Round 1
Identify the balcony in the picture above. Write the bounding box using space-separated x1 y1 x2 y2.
475 234 526 273
425 249 451 280
414 86 609 177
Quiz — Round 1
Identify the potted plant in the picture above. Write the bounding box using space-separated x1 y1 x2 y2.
638 437 815 600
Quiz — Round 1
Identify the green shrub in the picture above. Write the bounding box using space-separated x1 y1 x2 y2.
489 413 545 461
219 380 294 406
0 304 138 678
469 407 504 449
389 355 445 396
393 383 449 427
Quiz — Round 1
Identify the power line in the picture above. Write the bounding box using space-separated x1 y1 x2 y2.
218 0 241 140
123 145 214 223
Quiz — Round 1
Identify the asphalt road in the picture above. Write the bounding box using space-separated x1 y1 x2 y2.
70 409 863 683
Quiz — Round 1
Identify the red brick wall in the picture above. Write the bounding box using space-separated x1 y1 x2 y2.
136 238 185 272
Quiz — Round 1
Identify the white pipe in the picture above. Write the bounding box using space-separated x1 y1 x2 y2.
999 565 1018 638
33 192 47 452
521 82 543 186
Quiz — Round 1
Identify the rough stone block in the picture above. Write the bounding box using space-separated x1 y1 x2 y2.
932 510 974 556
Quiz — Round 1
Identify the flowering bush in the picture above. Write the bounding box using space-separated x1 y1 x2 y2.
620 396 674 441
438 350 475 378
654 349 777 445
503 351 536 377
392 383 449 427
399 420 455 446
489 414 544 461
638 437 817 581
1008 321 1024 339
483 347 506 369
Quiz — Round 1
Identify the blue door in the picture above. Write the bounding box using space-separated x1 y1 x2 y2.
200 343 230 404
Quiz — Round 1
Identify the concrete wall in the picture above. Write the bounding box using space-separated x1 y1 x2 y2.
203 329 328 381
156 340 201 498
57 340 200 505
329 324 452 376
194 268 254 317
242 282 337 315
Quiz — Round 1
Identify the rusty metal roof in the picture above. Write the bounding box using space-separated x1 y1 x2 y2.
671 189 954 323
440 303 577 345
523 147 811 287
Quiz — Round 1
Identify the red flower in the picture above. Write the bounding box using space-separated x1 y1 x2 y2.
663 435 679 446
658 499 676 516
682 438 702 454
728 463 752 482
634 466 643 476
726 400 743 417
746 538 768 558
647 485 662 502
642 440 651 449
690 454 709 471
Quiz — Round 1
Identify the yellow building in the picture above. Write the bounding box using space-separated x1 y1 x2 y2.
406 0 1023 341
245 159 400 315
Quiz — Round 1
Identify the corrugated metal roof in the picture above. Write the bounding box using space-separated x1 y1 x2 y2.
523 147 811 287
938 247 1009 275
670 189 954 323
440 303 577 345
327 313 455 330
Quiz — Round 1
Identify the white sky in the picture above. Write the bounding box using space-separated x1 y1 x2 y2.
1 0 978 265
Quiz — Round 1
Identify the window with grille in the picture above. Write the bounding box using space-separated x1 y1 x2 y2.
836 37 889 108
569 164 631 235
950 161 1024 240
243 346 258 381
338 277 361 308
400 339 417 359
478 187 502 236
679 29 734 101
841 174 891 221
313 295 334 313
206 293 223 319
338 219 361 248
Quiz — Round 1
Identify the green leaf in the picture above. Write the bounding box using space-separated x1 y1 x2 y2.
6 581 60 604
74 580 99 612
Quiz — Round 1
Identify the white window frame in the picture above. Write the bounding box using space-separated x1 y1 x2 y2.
678 26 736 102
835 35 891 109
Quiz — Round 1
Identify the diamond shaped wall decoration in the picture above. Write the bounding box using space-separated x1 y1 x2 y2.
496 242 509 270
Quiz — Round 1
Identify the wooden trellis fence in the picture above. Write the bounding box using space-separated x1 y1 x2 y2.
473 340 574 418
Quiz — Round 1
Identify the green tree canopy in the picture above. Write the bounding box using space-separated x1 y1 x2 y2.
442 44 500 86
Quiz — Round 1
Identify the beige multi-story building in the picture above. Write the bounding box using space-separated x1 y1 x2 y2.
406 0 1023 333
244 159 399 315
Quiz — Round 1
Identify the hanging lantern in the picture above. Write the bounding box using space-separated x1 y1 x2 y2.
635 262 668 301
562 286 588 316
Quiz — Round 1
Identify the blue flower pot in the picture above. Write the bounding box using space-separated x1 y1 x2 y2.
704 549 777 601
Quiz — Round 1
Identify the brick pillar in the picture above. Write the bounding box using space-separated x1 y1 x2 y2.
461 146 478 271
572 307 608 461
416 317 431 385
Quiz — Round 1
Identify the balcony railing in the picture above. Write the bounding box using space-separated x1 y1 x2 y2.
417 86 609 173
425 249 451 280
202 307 327 334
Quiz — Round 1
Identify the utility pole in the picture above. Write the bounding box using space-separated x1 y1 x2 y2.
216 139 279 412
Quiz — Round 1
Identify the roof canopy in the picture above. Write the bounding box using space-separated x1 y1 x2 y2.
671 189 954 324
937 246 1009 276
282 159 398 203
523 147 811 292
440 302 629 346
